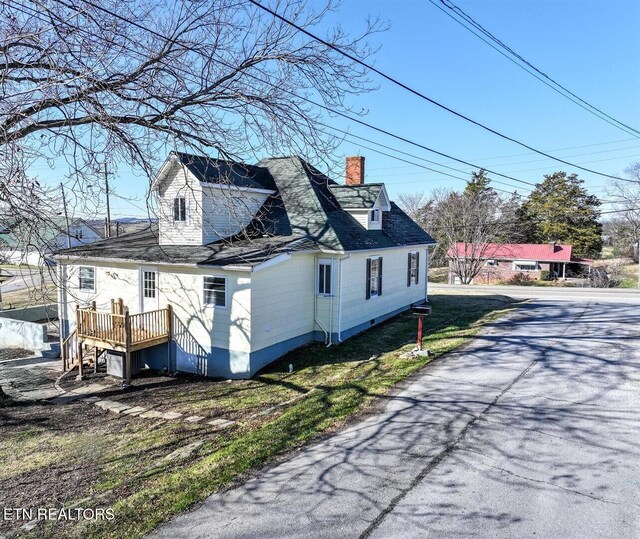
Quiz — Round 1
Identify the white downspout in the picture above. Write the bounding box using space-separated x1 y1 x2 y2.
424 247 430 302
337 253 350 343
313 257 329 344
326 257 334 347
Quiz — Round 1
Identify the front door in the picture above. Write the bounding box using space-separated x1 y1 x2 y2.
140 268 159 312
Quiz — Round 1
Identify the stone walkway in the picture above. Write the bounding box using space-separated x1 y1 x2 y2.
84 395 236 429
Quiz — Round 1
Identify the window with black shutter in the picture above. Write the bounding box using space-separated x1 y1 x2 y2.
407 252 419 286
366 256 382 299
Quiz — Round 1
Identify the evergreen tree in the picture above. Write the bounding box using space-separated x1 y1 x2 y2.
520 172 602 258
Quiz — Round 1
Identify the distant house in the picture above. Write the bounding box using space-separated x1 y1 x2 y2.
54 153 436 381
0 218 104 266
447 242 593 284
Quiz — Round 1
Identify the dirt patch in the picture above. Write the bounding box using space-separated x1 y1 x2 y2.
0 348 33 361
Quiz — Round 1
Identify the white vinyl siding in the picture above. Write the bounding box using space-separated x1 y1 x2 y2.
157 164 204 246
201 186 269 243
250 254 317 353
341 248 428 331
60 261 252 376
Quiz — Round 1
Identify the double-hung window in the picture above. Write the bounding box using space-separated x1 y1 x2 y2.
366 256 382 299
317 259 332 296
204 276 226 307
173 197 186 222
78 266 95 292
407 252 419 286
143 271 156 298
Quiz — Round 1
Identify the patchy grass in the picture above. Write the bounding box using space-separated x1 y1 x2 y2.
0 282 57 309
1 292 517 539
428 266 449 283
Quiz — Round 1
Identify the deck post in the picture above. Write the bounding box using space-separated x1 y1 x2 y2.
166 304 172 372
124 309 132 386
77 342 84 380
75 306 84 380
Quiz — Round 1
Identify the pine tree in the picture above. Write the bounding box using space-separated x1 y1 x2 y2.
520 172 602 258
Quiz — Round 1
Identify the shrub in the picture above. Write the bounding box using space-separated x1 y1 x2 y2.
507 272 532 285
539 270 552 281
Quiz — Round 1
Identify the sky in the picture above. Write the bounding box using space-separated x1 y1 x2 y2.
30 0 640 218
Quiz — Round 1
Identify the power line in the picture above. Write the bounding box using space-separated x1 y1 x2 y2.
248 0 631 182
366 145 640 176
17 0 540 191
428 0 640 138
13 0 633 201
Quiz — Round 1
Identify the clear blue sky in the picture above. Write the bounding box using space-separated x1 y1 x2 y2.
34 0 640 218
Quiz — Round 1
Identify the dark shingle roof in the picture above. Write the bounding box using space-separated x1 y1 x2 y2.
328 184 383 209
57 155 435 267
173 152 275 191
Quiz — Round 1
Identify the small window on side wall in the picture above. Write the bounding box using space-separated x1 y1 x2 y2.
79 266 95 292
407 252 419 286
366 256 382 299
317 260 332 295
204 276 226 307
370 208 380 223
173 197 186 221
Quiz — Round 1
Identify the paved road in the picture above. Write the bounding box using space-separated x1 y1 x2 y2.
430 282 640 302
150 300 640 538
0 267 46 294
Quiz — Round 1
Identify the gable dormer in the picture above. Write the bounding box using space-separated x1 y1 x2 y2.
152 152 275 246
330 156 391 231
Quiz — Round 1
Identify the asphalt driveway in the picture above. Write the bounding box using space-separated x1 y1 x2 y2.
149 300 640 538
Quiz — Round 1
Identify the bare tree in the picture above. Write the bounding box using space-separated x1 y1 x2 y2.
1 0 383 245
607 163 640 261
432 183 521 285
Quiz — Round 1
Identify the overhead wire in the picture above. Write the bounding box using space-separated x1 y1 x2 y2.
428 0 640 138
247 0 634 182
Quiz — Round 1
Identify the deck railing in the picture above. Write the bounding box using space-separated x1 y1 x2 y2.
76 305 171 347
71 302 173 383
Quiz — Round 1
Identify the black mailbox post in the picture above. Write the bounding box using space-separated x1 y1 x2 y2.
412 304 432 351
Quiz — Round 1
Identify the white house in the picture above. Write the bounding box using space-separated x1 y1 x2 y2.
0 217 104 266
55 153 435 380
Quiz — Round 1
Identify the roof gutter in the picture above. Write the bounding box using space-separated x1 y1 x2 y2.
53 254 253 272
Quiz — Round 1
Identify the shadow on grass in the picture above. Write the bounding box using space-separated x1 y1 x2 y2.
259 293 516 376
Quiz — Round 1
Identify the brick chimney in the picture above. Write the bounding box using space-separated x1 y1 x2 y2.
346 156 365 186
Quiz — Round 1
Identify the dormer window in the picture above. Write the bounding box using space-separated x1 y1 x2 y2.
173 197 186 221
370 209 380 222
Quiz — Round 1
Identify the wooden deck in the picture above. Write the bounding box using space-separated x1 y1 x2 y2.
63 301 172 384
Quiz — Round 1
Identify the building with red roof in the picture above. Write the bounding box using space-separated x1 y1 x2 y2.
447 242 593 284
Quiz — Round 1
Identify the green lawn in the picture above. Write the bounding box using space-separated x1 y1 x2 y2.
0 292 517 538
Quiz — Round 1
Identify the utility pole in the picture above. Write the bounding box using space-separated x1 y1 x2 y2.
60 182 71 248
104 163 112 238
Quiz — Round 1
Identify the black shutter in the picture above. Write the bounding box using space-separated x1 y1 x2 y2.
415 252 420 285
407 253 412 287
173 198 179 220
378 257 383 295
366 258 371 300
